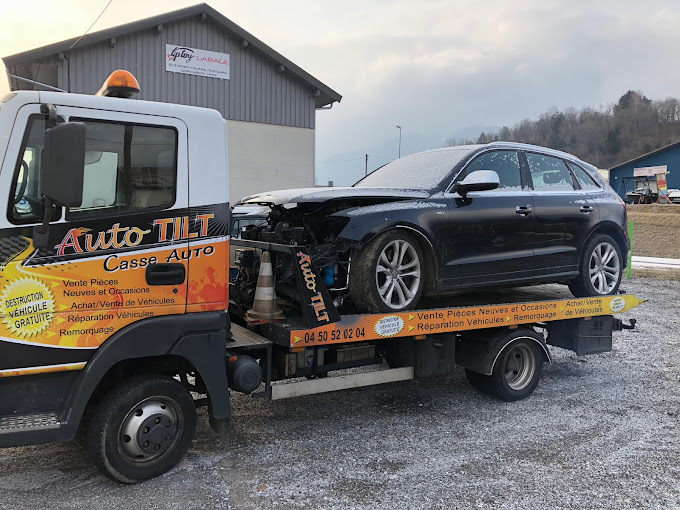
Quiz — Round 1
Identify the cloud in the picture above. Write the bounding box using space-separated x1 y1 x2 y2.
3 0 680 187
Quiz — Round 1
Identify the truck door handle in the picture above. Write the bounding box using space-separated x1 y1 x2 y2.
580 205 594 213
515 205 532 216
146 263 186 285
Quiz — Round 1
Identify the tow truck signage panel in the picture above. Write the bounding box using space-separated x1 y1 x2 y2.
0 203 230 377
290 294 644 347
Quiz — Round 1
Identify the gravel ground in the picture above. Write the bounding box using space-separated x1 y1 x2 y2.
1 277 679 510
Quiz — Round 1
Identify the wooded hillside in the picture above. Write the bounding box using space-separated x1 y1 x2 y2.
447 91 680 168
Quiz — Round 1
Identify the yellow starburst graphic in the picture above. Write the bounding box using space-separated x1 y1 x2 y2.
0 277 55 337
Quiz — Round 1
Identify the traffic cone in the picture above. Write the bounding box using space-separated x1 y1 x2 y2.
245 251 285 324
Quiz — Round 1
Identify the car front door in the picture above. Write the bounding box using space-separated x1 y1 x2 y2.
443 149 535 287
523 151 599 279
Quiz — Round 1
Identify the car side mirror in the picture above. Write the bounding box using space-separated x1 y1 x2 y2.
453 170 500 196
33 121 86 248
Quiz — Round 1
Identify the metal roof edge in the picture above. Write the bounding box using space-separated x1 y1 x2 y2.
609 139 680 171
2 3 342 107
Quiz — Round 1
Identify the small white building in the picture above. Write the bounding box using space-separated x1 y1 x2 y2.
3 3 341 204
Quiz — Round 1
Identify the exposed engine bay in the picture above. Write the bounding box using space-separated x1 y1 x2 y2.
237 202 357 311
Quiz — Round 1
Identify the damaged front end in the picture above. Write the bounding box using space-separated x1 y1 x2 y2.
231 187 433 316
239 201 358 311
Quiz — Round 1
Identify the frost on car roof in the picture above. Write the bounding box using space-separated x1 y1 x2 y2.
355 146 481 190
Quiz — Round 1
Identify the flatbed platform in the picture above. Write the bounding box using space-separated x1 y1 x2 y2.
263 289 643 348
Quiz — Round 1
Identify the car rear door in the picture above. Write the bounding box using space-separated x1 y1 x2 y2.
443 149 535 287
523 151 599 279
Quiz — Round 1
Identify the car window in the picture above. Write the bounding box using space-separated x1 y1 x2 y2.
231 217 266 238
526 153 575 191
568 162 601 191
456 150 522 190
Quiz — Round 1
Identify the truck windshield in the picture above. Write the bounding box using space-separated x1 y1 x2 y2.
354 146 479 189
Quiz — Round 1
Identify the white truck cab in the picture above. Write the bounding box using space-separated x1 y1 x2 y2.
0 73 235 483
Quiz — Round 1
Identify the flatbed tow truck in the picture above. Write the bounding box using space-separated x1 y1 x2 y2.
0 71 642 484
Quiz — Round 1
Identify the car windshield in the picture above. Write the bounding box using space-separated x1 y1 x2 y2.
354 146 479 189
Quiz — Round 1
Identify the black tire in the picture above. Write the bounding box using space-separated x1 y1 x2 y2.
569 233 623 297
87 374 196 484
464 368 490 393
465 333 545 402
350 230 426 313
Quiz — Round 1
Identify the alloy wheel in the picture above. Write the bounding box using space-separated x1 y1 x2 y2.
588 242 620 294
375 239 421 309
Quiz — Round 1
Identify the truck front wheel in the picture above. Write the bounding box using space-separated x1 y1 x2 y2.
87 374 196 483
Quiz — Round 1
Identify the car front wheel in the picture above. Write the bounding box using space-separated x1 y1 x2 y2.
350 231 425 313
569 233 623 297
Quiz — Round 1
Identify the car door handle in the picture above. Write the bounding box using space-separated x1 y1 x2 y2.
146 263 186 285
515 205 532 216
580 205 594 213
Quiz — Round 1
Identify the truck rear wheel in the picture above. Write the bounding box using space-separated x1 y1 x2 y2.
465 333 545 401
87 374 196 483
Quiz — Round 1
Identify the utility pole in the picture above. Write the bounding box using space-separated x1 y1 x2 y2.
365 154 368 176
396 125 402 158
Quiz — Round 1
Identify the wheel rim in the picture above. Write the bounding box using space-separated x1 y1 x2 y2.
588 242 620 294
503 343 536 391
119 397 182 463
375 239 421 309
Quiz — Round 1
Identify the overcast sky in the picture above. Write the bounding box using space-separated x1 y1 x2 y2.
2 0 680 186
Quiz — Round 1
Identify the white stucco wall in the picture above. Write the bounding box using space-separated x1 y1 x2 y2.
226 120 314 204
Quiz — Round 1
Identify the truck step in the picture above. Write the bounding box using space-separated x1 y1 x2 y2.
270 366 414 400
0 412 60 433
229 323 272 350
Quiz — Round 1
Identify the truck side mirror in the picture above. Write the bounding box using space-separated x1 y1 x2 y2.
33 122 86 249
42 122 86 207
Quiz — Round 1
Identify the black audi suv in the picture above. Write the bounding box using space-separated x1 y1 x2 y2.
239 142 629 313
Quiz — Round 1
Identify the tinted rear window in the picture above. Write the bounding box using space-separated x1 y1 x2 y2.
568 162 601 190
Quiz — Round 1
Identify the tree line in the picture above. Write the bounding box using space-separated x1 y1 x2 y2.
446 91 680 168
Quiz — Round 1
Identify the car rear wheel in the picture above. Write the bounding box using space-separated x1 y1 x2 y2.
569 234 623 297
350 231 425 313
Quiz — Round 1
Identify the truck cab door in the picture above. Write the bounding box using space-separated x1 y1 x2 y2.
0 104 189 360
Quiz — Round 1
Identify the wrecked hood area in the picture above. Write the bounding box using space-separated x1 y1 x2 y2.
238 187 430 207
237 187 433 260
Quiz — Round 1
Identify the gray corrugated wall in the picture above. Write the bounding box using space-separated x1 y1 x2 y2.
50 16 315 129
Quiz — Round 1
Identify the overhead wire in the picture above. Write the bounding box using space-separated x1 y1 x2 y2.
31 0 114 91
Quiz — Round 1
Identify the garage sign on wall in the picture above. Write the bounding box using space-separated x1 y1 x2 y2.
165 44 230 80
